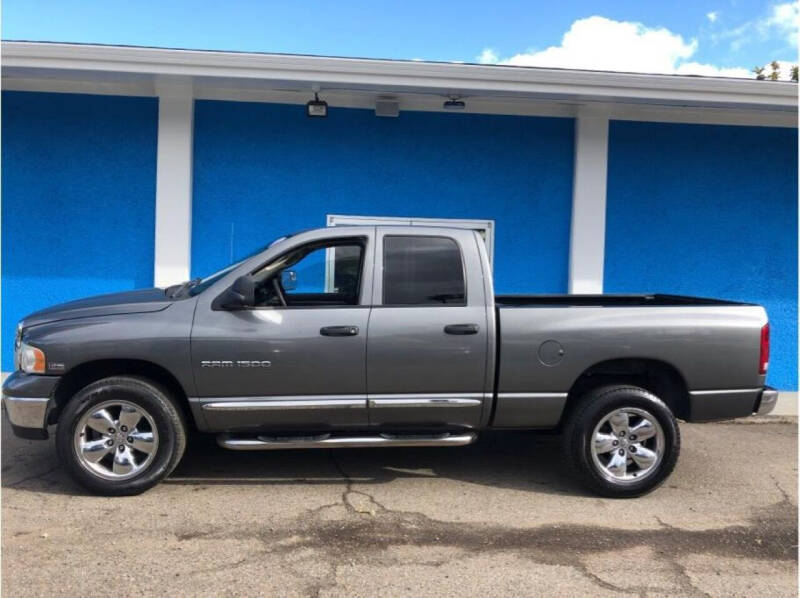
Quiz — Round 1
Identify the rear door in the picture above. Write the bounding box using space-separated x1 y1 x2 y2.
366 228 491 428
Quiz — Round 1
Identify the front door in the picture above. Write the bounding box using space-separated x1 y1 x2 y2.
191 232 374 432
366 229 490 429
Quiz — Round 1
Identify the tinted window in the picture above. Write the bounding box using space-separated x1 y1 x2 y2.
383 236 465 305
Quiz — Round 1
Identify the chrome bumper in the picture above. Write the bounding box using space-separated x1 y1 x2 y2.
2 395 52 429
756 387 779 416
2 372 60 439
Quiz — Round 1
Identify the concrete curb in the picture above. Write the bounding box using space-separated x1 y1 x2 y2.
723 415 797 424
771 391 798 416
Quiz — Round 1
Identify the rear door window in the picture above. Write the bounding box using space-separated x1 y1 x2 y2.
383 236 466 305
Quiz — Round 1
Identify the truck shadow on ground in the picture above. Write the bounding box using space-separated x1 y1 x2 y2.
1 421 588 497
163 430 586 497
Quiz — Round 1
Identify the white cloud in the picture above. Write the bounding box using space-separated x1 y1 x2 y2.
715 2 799 51
761 2 799 44
477 48 499 64
476 15 796 79
485 17 698 73
676 62 751 78
707 11 719 23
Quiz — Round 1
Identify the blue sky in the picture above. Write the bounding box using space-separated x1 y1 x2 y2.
3 1 798 77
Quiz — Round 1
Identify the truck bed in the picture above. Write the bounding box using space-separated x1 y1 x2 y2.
492 295 766 428
495 293 747 308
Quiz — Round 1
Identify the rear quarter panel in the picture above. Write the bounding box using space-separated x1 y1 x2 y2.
496 304 767 426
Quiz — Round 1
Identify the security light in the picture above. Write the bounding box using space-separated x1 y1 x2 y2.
306 93 328 117
443 97 465 110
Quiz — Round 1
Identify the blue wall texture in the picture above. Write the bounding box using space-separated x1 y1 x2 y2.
191 101 575 295
1 91 158 369
5 93 795 392
605 121 798 390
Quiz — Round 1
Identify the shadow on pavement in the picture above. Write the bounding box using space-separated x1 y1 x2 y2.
164 429 585 496
2 417 587 497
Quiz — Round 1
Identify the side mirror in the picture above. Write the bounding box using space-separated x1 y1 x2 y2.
281 270 297 291
214 275 255 310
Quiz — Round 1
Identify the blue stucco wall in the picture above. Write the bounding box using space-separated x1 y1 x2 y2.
191 101 575 295
605 121 798 390
1 91 157 369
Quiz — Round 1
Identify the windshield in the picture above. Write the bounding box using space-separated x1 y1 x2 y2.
186 235 293 297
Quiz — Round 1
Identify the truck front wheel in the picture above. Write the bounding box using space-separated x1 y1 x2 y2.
56 376 187 496
563 385 680 498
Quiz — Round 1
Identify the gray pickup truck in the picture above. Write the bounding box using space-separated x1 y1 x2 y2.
3 226 776 497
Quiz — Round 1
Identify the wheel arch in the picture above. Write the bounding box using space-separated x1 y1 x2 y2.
560 358 690 426
51 359 193 428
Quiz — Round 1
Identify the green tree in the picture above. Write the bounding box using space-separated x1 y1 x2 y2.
768 60 781 81
753 62 799 82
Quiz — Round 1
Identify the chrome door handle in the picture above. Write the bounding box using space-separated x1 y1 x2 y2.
444 323 479 335
320 326 359 337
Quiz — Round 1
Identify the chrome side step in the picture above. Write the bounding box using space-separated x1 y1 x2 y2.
217 432 478 450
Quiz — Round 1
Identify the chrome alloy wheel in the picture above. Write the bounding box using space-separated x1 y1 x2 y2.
590 407 664 484
73 400 159 481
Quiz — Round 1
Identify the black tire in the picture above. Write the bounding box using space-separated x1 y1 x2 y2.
563 385 680 498
56 376 187 496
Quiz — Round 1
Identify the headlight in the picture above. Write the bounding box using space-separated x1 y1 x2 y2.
17 342 46 374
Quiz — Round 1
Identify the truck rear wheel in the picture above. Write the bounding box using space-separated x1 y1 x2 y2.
56 376 187 496
563 385 680 498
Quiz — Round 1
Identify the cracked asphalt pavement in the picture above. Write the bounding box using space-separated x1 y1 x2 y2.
2 416 797 597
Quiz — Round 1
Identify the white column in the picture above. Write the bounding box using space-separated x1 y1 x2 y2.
568 107 609 294
154 77 194 287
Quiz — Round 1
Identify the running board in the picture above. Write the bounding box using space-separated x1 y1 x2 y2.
217 432 478 450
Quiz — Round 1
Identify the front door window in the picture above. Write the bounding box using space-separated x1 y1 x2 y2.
254 240 364 307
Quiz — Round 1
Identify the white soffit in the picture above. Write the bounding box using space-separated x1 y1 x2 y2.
2 41 797 127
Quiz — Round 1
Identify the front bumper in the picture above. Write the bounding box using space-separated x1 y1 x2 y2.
1 371 60 439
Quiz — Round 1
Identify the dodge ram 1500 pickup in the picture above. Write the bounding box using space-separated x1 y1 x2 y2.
3 226 777 497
